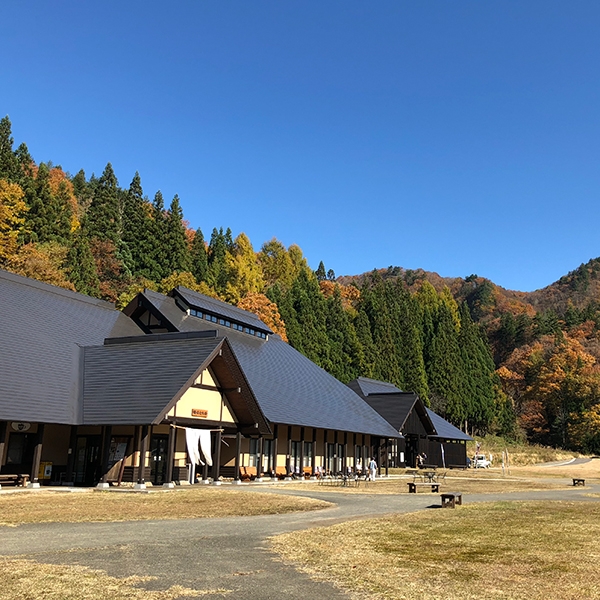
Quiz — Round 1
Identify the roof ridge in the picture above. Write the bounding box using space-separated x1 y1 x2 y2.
177 286 258 318
0 268 117 311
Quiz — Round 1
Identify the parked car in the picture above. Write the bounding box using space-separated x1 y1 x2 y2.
472 454 492 468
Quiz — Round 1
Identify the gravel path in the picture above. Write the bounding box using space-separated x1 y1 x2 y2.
1 482 598 599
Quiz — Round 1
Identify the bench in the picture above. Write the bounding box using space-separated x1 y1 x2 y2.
407 482 440 493
240 466 259 481
441 492 462 508
573 478 585 486
0 473 30 487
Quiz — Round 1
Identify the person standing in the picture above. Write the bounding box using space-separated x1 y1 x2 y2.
368 457 377 481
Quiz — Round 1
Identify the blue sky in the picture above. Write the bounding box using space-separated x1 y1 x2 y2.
2 2 600 292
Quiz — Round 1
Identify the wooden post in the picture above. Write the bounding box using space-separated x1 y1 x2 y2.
311 428 317 478
256 436 263 481
0 421 8 469
164 424 176 488
234 431 242 483
343 431 348 474
385 438 390 477
136 425 149 488
272 424 279 479
64 425 78 485
286 426 292 478
29 423 45 487
323 429 328 474
98 425 113 487
133 425 141 482
299 427 305 478
211 430 222 484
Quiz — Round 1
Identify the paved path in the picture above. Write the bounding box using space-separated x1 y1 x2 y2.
1 483 598 599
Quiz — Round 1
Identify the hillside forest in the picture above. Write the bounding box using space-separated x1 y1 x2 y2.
2 116 600 453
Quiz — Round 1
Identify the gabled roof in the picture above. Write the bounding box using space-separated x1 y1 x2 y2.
347 377 470 441
171 287 273 334
0 269 141 424
126 291 401 438
426 408 473 441
347 376 403 398
83 333 270 433
362 392 436 435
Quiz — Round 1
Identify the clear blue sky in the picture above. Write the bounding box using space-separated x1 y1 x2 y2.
2 2 600 292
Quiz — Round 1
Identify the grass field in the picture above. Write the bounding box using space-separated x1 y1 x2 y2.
0 488 332 526
0 559 231 599
271 501 600 600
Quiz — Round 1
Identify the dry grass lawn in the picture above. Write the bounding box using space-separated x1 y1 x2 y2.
0 559 231 599
271 501 600 600
0 488 332 526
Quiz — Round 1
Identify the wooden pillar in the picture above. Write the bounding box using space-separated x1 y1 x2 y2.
256 436 263 480
272 424 279 479
343 431 348 473
164 424 176 487
133 426 142 482
64 425 78 484
286 426 292 477
99 425 113 486
212 430 222 484
30 423 45 487
323 429 328 474
385 438 390 477
0 421 8 469
311 428 317 478
137 425 149 487
299 427 305 478
234 431 242 483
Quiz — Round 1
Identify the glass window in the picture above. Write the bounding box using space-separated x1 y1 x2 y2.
248 439 257 467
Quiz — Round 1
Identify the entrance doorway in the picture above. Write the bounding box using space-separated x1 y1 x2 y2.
150 434 169 485
73 435 102 486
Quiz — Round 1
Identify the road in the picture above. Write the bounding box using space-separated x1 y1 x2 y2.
1 482 597 599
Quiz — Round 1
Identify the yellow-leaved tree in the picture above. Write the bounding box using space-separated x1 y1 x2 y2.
0 179 27 263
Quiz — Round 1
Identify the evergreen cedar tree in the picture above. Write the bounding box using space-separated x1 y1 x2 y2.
3 115 600 451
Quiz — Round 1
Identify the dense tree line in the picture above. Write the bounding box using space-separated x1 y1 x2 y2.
7 115 600 448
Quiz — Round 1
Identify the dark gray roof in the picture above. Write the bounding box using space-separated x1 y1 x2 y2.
426 409 473 441
131 291 400 438
347 377 402 398
83 334 270 432
83 336 223 425
172 287 273 334
362 392 429 433
348 377 473 442
0 269 141 424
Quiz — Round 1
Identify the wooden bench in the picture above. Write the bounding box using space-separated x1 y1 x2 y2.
441 492 462 508
0 473 29 487
573 478 585 486
407 482 441 493
240 466 259 481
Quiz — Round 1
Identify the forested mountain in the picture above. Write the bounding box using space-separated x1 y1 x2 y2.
1 116 599 453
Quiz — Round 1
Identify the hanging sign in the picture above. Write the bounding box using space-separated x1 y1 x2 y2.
191 409 208 418
11 422 31 432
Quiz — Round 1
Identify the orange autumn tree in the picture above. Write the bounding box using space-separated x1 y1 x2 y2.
238 293 288 342
498 335 600 447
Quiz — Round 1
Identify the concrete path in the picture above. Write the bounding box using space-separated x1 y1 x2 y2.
1 483 598 599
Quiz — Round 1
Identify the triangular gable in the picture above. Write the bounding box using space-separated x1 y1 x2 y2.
83 333 271 434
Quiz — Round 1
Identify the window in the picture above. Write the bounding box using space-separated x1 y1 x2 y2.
303 441 312 467
6 433 33 465
248 439 258 467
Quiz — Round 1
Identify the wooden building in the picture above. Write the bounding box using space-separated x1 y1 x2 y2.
0 270 400 488
348 377 472 468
